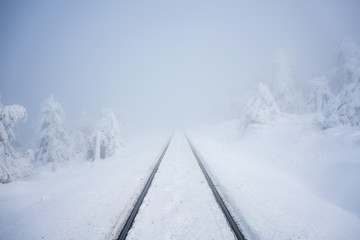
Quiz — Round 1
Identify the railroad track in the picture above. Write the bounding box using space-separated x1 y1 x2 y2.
185 135 246 240
116 134 246 240
116 136 173 240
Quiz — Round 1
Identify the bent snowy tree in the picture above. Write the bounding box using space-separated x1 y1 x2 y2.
86 109 125 161
240 83 280 131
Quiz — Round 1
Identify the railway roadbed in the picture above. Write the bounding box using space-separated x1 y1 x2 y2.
125 132 236 239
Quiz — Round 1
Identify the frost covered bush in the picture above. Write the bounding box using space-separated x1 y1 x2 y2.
86 109 125 161
271 50 303 113
307 76 333 112
35 96 71 167
0 101 33 183
240 83 280 130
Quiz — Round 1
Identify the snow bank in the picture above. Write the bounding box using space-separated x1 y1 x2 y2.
189 116 360 239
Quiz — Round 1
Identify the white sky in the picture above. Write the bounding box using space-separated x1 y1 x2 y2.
1 0 360 128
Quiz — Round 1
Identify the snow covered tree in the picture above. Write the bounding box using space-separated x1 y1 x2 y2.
240 83 280 131
330 38 360 94
271 50 303 113
0 100 33 183
86 109 125 161
307 76 333 112
35 96 71 167
322 38 360 128
322 81 360 128
72 112 94 159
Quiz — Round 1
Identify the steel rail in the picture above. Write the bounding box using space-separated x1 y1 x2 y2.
186 135 246 240
117 135 173 240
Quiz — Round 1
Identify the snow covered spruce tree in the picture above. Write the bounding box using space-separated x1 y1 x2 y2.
0 100 33 183
322 81 360 128
271 50 303 113
307 76 333 112
72 113 94 159
240 83 280 131
322 38 360 128
86 109 125 161
35 96 71 167
330 38 360 94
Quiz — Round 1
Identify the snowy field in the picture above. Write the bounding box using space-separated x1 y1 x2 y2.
1 121 360 240
0 134 170 240
189 115 360 239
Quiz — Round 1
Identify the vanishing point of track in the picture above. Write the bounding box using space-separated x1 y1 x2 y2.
117 134 246 240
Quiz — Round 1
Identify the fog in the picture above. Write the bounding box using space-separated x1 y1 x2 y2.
1 0 360 129
2 2 360 237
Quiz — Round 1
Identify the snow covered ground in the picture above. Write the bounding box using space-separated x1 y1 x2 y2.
127 132 235 240
1 115 360 240
188 115 360 239
0 134 170 240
